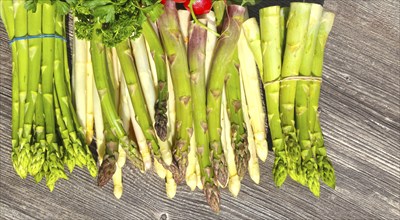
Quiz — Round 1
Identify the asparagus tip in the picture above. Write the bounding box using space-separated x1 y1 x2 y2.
213 157 229 187
97 155 117 187
154 111 168 141
169 162 185 184
273 157 288 187
204 182 221 213
235 137 250 179
319 157 336 189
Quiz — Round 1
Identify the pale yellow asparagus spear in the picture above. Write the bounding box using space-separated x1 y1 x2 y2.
112 146 126 199
72 18 87 131
178 10 191 48
186 126 197 191
85 41 94 145
221 87 240 196
154 158 167 179
201 11 217 82
239 67 260 184
144 38 158 89
238 29 268 162
242 18 263 79
165 170 177 199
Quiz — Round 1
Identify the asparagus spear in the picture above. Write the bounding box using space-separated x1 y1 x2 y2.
238 30 262 184
1 0 20 177
206 4 246 187
280 7 290 57
280 2 311 185
40 3 69 190
54 13 84 167
97 123 119 187
157 0 194 184
225 48 249 179
131 35 174 169
239 68 260 184
93 59 106 164
314 115 336 189
142 20 169 141
117 59 132 136
200 11 217 190
112 142 126 199
202 11 217 82
112 161 124 199
54 88 75 173
116 39 167 171
221 87 240 197
72 18 87 134
297 3 323 196
260 6 288 187
34 82 46 183
213 0 226 30
90 22 143 171
239 26 269 163
164 53 178 198
310 11 336 189
188 22 220 211
165 170 177 199
13 0 30 178
178 10 191 48
22 4 42 176
85 42 95 145
242 18 263 79
183 16 198 191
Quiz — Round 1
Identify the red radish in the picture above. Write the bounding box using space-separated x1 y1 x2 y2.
161 0 166 4
184 0 212 15
174 0 186 2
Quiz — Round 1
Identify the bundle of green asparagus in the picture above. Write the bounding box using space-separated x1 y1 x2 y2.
1 0 97 191
1 0 336 213
259 3 336 196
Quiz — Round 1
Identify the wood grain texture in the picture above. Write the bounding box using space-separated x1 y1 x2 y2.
1 1 399 219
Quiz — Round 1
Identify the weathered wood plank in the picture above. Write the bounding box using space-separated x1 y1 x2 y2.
1 0 399 219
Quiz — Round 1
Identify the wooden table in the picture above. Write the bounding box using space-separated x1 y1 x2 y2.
1 1 399 219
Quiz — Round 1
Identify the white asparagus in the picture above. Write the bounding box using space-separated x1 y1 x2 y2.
178 10 191 48
112 163 123 199
165 170 177 199
131 35 155 118
72 18 87 131
154 158 167 179
144 38 158 89
112 145 126 199
202 11 217 82
115 51 131 133
238 30 268 162
239 67 260 184
186 129 197 191
242 18 263 79
221 87 240 196
85 41 94 145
